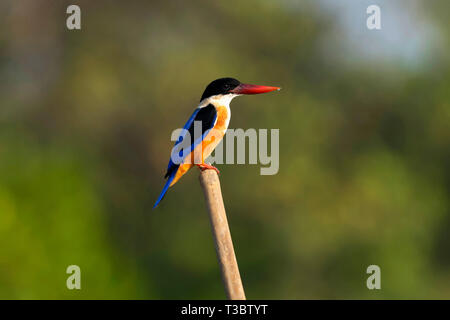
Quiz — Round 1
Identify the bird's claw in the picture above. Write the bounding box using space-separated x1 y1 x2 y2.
197 163 220 175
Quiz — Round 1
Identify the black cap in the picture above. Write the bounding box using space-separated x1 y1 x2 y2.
200 78 241 101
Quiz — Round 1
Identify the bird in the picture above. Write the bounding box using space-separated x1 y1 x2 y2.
154 77 280 208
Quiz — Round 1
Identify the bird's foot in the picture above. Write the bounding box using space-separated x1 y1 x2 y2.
197 163 220 175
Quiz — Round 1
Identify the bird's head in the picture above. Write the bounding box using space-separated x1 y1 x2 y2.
200 77 280 102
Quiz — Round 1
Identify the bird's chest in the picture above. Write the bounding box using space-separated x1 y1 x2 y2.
197 104 229 159
214 105 230 133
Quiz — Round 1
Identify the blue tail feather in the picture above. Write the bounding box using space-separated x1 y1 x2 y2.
153 171 176 209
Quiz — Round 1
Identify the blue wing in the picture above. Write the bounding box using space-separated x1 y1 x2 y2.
153 170 176 209
165 107 201 178
154 104 217 208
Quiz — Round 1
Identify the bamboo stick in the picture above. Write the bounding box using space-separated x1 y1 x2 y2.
199 169 246 300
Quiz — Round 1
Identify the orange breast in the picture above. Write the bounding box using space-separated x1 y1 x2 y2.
199 105 228 159
169 104 229 187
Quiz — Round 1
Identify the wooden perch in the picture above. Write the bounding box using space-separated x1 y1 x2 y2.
199 169 246 300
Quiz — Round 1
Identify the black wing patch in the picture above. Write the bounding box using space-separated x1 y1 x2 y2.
164 104 217 178
186 104 217 144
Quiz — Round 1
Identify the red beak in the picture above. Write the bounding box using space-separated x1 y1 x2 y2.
229 83 281 95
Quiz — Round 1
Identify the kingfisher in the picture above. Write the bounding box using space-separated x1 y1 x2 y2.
154 77 280 208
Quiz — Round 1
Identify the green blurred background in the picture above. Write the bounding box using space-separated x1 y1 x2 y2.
1 0 449 299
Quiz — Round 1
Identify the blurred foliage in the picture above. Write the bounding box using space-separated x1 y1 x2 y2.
0 0 449 299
